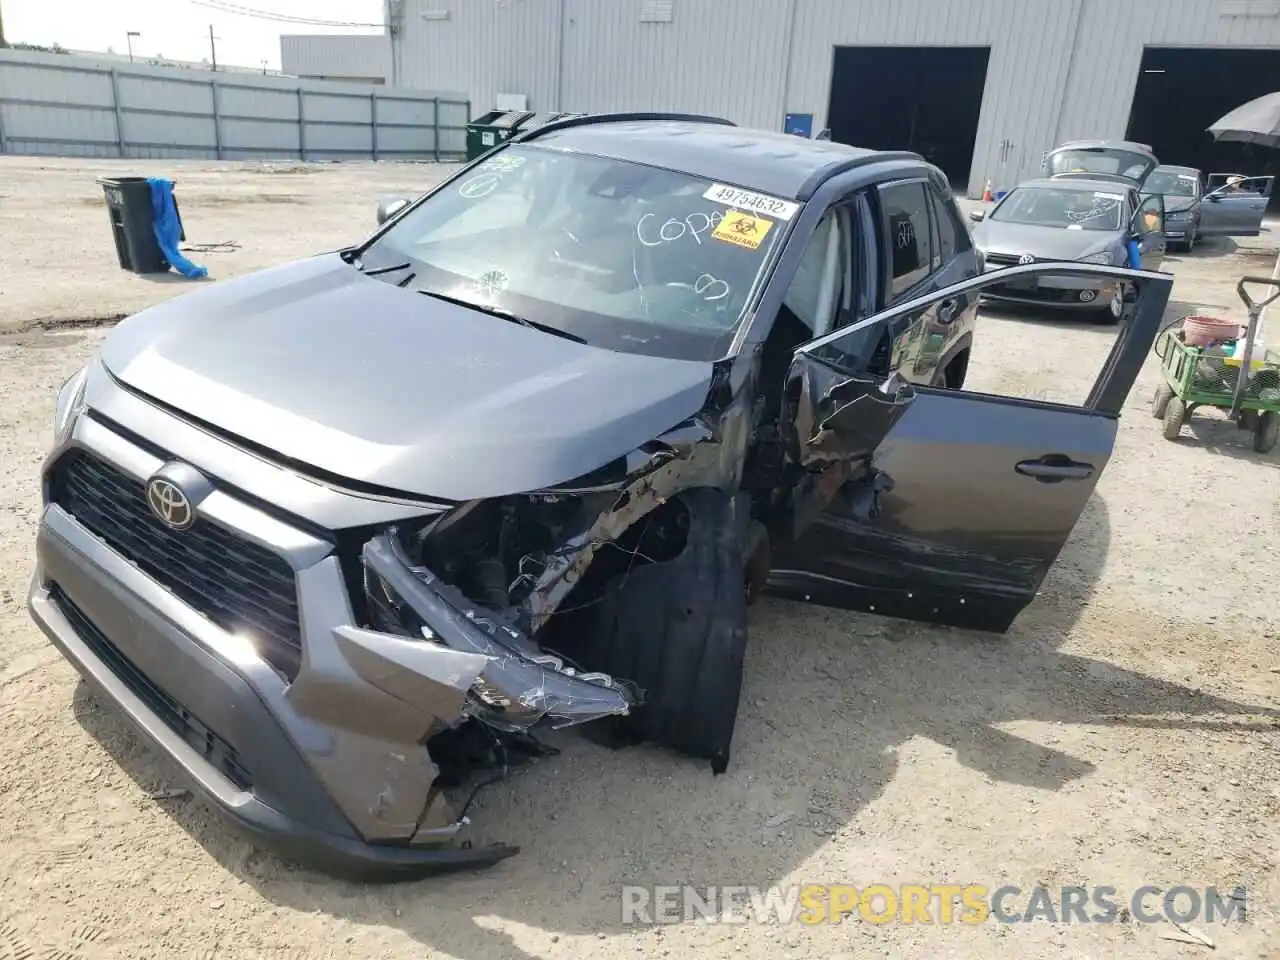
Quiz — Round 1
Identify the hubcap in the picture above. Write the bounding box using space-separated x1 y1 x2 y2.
1110 288 1124 318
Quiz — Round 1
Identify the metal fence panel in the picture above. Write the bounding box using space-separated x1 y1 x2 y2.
0 48 468 162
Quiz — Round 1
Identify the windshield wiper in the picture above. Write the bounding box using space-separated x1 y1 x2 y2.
418 290 587 344
364 261 414 276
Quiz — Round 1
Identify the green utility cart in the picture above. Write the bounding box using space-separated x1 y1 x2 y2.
1152 276 1280 453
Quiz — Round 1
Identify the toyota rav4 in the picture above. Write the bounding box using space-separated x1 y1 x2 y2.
30 114 1173 878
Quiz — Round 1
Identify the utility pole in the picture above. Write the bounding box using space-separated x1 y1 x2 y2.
126 31 140 63
208 24 218 72
0 1 7 48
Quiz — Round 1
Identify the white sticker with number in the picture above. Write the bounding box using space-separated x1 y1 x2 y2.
702 183 800 221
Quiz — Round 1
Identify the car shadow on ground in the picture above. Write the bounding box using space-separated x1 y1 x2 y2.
70 492 1280 960
1179 236 1241 260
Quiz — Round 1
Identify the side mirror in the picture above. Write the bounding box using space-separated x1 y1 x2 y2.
376 197 410 225
968 210 985 222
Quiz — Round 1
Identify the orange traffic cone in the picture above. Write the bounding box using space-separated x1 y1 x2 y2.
981 179 994 202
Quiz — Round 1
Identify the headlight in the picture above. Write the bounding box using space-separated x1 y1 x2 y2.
1079 251 1115 265
53 366 89 446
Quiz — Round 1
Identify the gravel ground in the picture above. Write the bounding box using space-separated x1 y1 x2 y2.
0 157 1278 960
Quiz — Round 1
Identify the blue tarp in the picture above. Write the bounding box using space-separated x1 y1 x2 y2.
1126 238 1142 269
146 177 207 278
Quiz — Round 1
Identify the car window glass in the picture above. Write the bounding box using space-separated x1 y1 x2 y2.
1144 171 1199 197
781 212 843 337
991 186 1124 232
878 181 932 298
929 188 961 260
362 145 792 361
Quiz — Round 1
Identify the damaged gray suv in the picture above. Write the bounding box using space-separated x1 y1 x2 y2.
30 114 1173 879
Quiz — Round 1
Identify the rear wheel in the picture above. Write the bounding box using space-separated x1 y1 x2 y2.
1255 411 1279 454
1152 383 1174 420
583 489 747 773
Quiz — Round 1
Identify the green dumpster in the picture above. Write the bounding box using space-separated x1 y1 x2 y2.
519 111 584 134
465 110 533 161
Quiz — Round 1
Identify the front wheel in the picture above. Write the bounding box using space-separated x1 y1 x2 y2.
1093 285 1125 325
1162 396 1187 440
583 489 747 773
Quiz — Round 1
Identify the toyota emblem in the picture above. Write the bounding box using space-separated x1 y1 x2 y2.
146 476 195 530
1018 253 1035 265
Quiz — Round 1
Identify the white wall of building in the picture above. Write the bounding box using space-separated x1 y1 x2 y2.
281 34 391 85
299 0 1280 196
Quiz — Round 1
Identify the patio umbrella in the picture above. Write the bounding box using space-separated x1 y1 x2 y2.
1208 91 1280 148
1207 93 1280 341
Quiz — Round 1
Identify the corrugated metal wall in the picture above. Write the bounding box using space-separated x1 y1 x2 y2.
387 0 1280 197
280 34 391 83
0 47 468 160
395 0 562 113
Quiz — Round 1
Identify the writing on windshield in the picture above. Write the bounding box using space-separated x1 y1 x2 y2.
363 145 794 359
992 187 1124 232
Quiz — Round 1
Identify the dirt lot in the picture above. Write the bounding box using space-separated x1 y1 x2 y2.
0 156 1278 960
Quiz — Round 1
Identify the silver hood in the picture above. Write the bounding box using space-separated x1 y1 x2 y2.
99 254 715 501
973 220 1121 260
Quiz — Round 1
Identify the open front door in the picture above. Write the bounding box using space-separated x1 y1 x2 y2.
1134 191 1167 269
1200 175 1274 237
769 262 1174 634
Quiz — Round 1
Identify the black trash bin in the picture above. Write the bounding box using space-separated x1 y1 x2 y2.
98 176 170 274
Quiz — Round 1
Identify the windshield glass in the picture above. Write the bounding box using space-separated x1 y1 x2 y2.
991 186 1125 232
360 145 796 360
1144 171 1199 197
1048 147 1153 181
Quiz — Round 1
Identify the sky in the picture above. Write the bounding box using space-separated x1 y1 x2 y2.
3 0 384 69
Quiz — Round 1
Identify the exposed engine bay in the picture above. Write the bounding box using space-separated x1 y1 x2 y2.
351 367 917 803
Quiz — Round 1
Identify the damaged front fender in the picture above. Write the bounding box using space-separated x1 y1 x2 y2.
362 533 637 731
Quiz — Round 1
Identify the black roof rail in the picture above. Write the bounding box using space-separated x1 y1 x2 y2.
513 111 736 143
795 150 925 200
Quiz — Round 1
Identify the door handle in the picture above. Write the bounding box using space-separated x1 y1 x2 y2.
1015 455 1095 483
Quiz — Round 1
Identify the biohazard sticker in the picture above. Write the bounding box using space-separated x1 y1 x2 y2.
712 210 773 250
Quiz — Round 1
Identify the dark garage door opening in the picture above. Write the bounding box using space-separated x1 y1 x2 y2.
827 46 990 191
1128 47 1280 209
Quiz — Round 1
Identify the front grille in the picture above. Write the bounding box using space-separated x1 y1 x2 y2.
51 585 252 790
50 450 302 680
987 283 1092 305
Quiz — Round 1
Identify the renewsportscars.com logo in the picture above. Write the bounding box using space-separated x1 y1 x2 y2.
620 884 1249 926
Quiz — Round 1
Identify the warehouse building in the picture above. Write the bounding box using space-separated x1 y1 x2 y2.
283 0 1280 197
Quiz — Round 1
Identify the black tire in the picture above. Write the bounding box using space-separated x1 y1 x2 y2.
1152 383 1174 420
1162 396 1187 441
1254 411 1279 454
1093 285 1125 325
585 488 747 773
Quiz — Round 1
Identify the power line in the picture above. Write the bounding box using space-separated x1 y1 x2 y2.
185 0 383 28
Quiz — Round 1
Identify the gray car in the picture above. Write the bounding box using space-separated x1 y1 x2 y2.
1143 165 1204 251
969 177 1167 321
28 112 1174 880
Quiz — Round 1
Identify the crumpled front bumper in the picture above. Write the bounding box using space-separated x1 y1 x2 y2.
30 506 524 879
30 408 634 880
